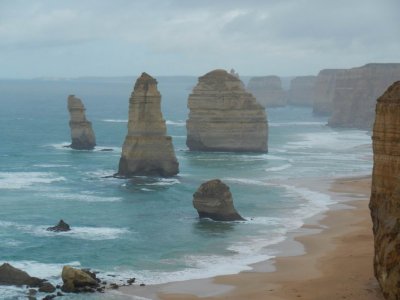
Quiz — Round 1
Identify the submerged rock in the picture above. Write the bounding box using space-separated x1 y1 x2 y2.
0 263 44 287
187 69 268 152
193 179 245 221
46 219 71 232
370 81 400 299
67 95 96 150
61 266 99 293
117 72 179 177
247 75 286 108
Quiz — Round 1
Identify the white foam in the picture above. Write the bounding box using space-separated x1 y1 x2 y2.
166 120 185 126
146 178 180 186
102 119 128 123
265 163 292 172
223 177 267 186
269 121 326 127
0 172 66 189
51 192 122 203
0 220 129 240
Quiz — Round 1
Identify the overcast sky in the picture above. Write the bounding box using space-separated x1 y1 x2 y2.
0 0 399 78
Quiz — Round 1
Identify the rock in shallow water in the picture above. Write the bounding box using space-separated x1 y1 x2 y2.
117 72 179 177
0 263 44 287
370 81 400 299
193 179 245 221
46 219 71 232
61 266 99 293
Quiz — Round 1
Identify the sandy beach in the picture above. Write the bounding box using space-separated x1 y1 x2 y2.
118 176 384 300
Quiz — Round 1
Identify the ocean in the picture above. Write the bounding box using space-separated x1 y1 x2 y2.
0 77 372 299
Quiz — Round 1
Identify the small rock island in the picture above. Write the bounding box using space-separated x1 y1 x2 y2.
193 179 245 221
186 69 268 152
67 95 96 150
117 72 179 177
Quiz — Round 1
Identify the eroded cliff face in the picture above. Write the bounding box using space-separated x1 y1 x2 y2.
312 69 343 116
186 69 268 152
287 76 316 106
117 72 179 177
370 81 400 300
328 63 400 129
247 76 286 108
67 95 96 150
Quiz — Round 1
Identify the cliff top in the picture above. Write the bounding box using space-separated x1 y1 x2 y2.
133 72 158 92
201 69 240 81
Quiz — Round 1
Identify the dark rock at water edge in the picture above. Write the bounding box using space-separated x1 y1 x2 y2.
193 179 245 221
46 220 71 232
61 266 99 293
0 263 44 287
38 282 56 293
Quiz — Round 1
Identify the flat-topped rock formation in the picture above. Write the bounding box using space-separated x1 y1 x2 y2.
328 63 400 129
186 69 268 152
370 81 400 299
247 76 286 107
312 69 344 116
193 179 244 221
67 95 96 150
287 76 316 106
117 72 179 177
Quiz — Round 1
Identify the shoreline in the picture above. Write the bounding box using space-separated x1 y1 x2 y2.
117 175 383 300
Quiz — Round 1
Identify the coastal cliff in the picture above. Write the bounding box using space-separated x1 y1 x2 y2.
370 81 400 300
312 69 343 116
328 63 400 129
186 69 268 152
247 76 286 107
67 95 96 150
117 72 179 177
287 76 316 106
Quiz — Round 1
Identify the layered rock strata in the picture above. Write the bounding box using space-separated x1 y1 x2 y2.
328 63 400 129
370 81 400 300
193 179 244 221
187 69 268 152
67 95 96 150
312 69 344 115
247 75 286 107
287 76 316 106
117 73 179 177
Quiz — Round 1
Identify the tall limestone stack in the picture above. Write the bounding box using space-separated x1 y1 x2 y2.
186 69 268 152
247 76 286 107
287 75 316 106
117 72 179 177
328 63 400 129
370 81 400 299
67 95 96 150
312 69 343 116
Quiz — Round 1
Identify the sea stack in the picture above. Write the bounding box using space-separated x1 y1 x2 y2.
186 69 268 152
287 76 316 106
370 81 400 299
247 76 286 107
193 179 244 221
117 72 179 177
67 95 96 150
312 69 344 116
328 63 400 129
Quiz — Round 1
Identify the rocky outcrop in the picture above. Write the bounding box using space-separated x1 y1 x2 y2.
193 179 244 221
61 266 99 293
328 63 400 129
287 76 316 106
186 69 268 152
67 95 96 150
46 220 71 232
117 72 179 177
247 76 286 107
0 263 44 286
370 81 400 300
312 69 344 116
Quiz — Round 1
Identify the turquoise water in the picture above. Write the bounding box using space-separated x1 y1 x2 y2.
0 78 372 299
